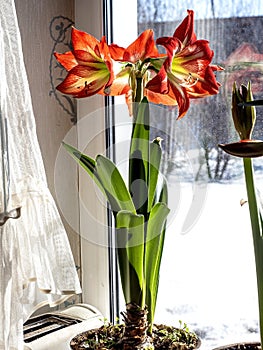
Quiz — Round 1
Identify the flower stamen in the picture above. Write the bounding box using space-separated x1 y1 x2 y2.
180 73 199 88
83 81 94 95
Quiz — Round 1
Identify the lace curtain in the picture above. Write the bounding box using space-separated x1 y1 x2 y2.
0 0 81 349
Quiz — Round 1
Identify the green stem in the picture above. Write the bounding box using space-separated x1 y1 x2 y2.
135 77 144 104
129 77 149 217
133 77 144 120
243 157 263 346
127 77 149 309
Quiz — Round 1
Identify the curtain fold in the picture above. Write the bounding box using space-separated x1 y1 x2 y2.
0 0 81 349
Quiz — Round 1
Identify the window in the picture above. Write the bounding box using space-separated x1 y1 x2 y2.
136 1 263 349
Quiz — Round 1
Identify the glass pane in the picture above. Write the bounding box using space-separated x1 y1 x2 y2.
138 0 263 21
138 1 263 349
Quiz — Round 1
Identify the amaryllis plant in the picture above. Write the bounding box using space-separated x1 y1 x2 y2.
55 10 221 349
219 82 263 347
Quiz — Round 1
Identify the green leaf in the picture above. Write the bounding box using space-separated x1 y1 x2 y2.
116 210 145 306
95 155 136 214
62 142 106 195
63 143 136 215
144 202 170 327
159 176 168 205
129 98 150 214
63 142 96 177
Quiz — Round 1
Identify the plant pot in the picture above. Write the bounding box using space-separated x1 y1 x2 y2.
69 323 201 350
213 342 261 350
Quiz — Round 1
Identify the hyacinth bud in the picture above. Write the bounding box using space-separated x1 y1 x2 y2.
231 81 256 140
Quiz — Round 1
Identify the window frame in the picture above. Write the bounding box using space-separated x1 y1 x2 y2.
75 0 137 322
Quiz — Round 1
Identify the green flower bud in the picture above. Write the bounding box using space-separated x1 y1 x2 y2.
219 82 263 158
231 81 256 140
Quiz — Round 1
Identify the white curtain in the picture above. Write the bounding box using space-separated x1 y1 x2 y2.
0 0 81 349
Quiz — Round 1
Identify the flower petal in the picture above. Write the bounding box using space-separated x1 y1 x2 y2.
123 29 159 63
109 30 160 63
73 49 104 64
54 51 78 71
104 67 130 96
71 27 100 51
109 43 126 60
56 65 110 97
145 67 169 95
168 82 190 119
156 37 181 64
186 66 222 97
146 66 189 118
173 9 196 46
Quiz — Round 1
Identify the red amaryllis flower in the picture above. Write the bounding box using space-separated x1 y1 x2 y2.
105 29 162 113
54 27 114 98
54 11 221 119
146 10 222 119
54 28 163 114
109 29 160 63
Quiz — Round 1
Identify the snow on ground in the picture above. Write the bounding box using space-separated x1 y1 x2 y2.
155 181 260 350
